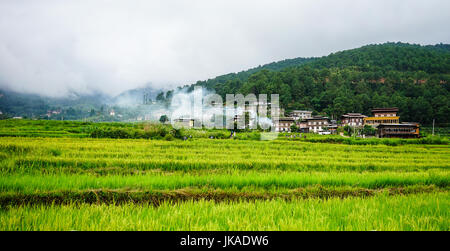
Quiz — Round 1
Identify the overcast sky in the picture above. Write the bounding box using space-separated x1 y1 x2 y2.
0 0 449 97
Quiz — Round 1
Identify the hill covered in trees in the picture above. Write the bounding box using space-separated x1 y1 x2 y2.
174 42 450 125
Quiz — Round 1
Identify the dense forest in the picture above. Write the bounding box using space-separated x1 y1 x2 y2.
162 42 449 125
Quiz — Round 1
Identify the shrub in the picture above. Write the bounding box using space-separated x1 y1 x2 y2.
164 134 175 141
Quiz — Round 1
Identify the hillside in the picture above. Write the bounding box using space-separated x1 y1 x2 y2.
0 90 110 119
0 85 161 120
176 42 450 125
181 57 315 93
310 42 450 73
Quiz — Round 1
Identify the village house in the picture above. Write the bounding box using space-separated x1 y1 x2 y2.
297 120 309 133
364 108 400 127
46 110 61 117
263 104 285 118
274 117 296 132
289 110 313 121
328 120 339 134
304 116 331 133
377 123 420 138
174 118 196 128
341 113 367 127
372 108 399 117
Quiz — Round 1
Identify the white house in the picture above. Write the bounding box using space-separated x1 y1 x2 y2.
289 110 313 121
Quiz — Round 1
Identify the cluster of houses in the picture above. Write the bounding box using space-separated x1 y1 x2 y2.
163 98 419 138
275 108 420 138
46 110 61 118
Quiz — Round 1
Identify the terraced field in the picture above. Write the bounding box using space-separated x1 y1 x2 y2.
0 135 449 230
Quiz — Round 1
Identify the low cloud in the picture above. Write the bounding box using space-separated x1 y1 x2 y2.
0 0 449 97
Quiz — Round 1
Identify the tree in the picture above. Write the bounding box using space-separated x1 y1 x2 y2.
159 115 169 124
290 124 299 133
343 125 353 137
411 97 433 124
362 125 376 136
156 92 165 102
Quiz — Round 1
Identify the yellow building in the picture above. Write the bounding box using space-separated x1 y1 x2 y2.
364 116 400 126
364 108 400 127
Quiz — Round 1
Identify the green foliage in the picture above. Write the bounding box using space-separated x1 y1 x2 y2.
343 125 353 136
159 115 169 124
290 123 299 133
279 132 449 146
362 125 377 136
310 42 450 73
163 134 174 141
90 123 174 140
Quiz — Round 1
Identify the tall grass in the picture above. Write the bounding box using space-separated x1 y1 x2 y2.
0 129 448 231
1 193 448 231
1 137 449 173
1 171 448 193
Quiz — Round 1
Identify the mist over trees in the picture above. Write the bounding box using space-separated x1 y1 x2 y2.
1 42 449 125
177 43 449 125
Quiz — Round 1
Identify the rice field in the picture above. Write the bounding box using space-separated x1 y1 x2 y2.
0 126 449 231
1 193 448 231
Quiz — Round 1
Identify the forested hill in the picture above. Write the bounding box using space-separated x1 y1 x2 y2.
309 43 450 73
179 57 315 92
177 42 449 125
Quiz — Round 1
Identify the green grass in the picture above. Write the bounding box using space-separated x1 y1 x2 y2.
1 193 448 231
0 120 449 231
1 138 449 174
1 171 448 193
